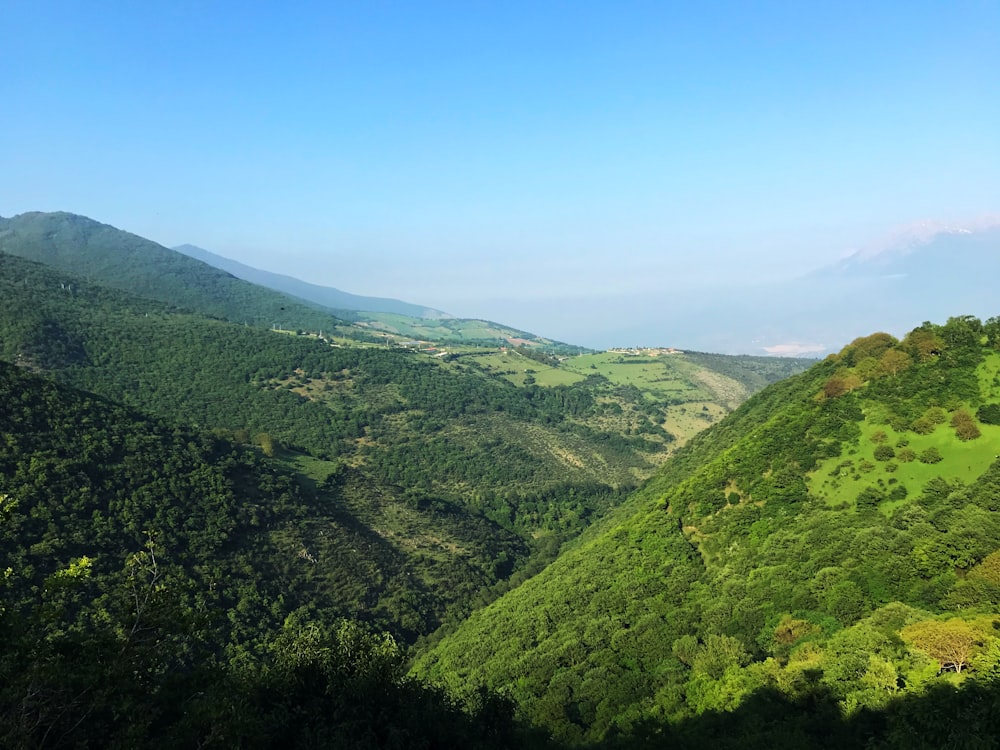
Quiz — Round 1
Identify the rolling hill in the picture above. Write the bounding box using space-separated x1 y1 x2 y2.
0 210 585 350
0 248 790 635
6 208 1000 746
174 241 586 351
415 316 1000 746
0 211 351 333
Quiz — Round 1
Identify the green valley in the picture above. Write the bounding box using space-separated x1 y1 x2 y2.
9 210 999 748
0 243 808 645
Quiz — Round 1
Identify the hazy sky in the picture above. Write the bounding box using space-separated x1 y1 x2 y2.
3 1 999 347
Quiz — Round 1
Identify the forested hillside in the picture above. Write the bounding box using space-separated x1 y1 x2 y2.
0 211 579 350
7 232 1000 746
0 250 678 637
416 315 1000 747
0 232 810 644
0 211 352 332
0 361 553 748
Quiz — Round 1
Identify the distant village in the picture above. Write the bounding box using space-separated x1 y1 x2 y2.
309 328 685 359
607 346 684 356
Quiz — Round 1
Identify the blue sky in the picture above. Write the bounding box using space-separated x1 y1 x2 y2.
2 1 998 348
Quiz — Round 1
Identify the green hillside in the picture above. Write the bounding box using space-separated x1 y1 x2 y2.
8 226 1000 746
0 360 554 749
0 250 680 637
463 347 810 449
0 211 581 352
415 316 1000 746
0 211 350 332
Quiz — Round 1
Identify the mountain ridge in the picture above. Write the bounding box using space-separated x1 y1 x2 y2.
173 242 452 320
0 210 351 333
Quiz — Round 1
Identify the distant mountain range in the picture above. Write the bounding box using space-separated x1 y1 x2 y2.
173 243 451 320
598 222 1000 357
798 223 1000 345
0 211 565 349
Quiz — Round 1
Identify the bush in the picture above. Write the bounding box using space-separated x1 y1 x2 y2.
952 409 981 441
926 407 948 424
919 447 943 464
977 403 1000 425
873 445 896 461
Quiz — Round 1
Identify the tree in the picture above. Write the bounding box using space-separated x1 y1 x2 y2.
823 373 862 399
925 407 948 424
976 403 1000 425
919 447 943 464
691 635 751 679
873 445 895 462
901 618 979 673
903 328 946 362
844 332 898 365
969 551 1000 587
877 349 912 378
951 409 981 441
255 431 276 456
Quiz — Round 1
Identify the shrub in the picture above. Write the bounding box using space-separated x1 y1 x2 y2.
919 447 943 464
926 407 948 424
977 403 1000 425
873 445 896 461
952 409 981 441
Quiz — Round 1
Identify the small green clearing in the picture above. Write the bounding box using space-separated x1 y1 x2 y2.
560 352 713 402
808 412 1000 511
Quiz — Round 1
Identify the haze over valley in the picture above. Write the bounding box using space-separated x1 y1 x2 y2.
2 2 1000 748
